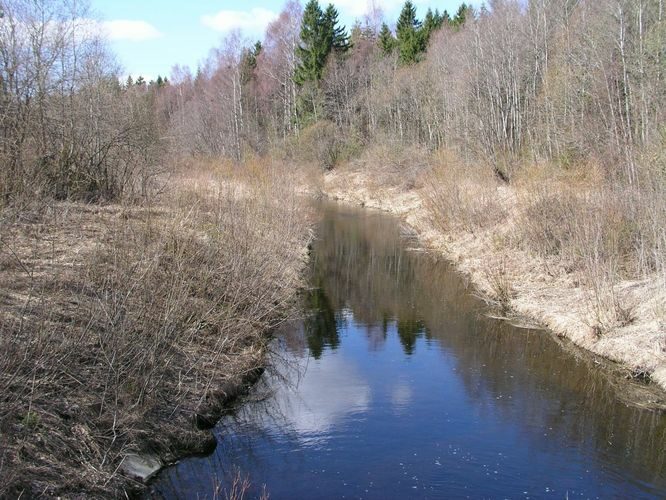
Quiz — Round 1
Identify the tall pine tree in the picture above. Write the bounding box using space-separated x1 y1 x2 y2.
378 23 397 56
420 8 444 47
295 0 327 85
452 3 470 28
324 4 350 53
396 1 423 65
294 0 349 85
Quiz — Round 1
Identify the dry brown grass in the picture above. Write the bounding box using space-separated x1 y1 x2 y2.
424 151 509 233
346 139 432 192
422 152 666 339
0 160 312 497
282 120 364 171
514 166 666 333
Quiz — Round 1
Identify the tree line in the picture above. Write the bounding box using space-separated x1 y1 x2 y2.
160 0 664 186
1 0 665 205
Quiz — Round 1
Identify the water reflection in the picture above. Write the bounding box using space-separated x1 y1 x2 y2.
303 286 339 359
150 202 666 499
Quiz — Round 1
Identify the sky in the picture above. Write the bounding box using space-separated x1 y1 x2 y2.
89 0 480 81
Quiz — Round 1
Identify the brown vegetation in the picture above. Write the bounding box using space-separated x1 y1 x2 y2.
305 0 666 395
0 0 166 205
0 160 311 497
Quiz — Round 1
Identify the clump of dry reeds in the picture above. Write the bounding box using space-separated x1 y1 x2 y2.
483 259 515 315
352 139 433 192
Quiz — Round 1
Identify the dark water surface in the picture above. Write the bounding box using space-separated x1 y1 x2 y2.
150 203 666 499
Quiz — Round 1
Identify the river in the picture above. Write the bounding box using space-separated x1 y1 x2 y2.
149 202 666 499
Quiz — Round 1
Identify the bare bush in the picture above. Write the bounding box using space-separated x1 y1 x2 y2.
515 166 665 334
483 259 515 315
0 0 166 206
285 120 363 170
350 138 432 191
424 151 508 232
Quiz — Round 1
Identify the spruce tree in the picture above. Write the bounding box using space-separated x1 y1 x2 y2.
378 23 397 56
323 4 350 53
294 0 350 123
441 9 451 25
420 8 445 48
295 0 327 85
240 41 262 84
452 3 470 28
396 1 423 65
294 0 348 85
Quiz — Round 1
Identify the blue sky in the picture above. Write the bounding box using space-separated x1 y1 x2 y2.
89 0 479 81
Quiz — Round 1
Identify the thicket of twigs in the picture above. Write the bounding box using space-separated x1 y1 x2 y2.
0 1 315 496
0 1 166 207
425 152 666 334
0 160 311 497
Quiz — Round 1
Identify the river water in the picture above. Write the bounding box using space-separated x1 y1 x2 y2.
150 202 666 499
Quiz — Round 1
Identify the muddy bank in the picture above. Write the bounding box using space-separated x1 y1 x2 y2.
323 170 666 401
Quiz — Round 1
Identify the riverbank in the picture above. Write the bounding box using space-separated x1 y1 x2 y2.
323 166 666 401
0 162 312 497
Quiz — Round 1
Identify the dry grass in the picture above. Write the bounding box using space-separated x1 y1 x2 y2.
282 120 363 171
515 168 666 335
482 258 515 315
210 469 269 500
347 139 432 192
424 152 509 233
0 160 312 497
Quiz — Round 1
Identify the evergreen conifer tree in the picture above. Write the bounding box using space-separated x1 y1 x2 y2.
295 0 327 85
324 4 350 52
396 1 423 64
378 23 397 56
452 3 470 28
294 0 349 85
441 9 451 25
420 8 445 47
241 42 262 84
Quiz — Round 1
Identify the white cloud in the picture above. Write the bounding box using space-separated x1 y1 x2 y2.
101 20 162 41
390 380 413 414
236 352 371 444
201 8 277 34
334 0 403 19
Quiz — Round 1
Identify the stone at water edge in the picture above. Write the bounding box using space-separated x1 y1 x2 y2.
122 454 162 481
